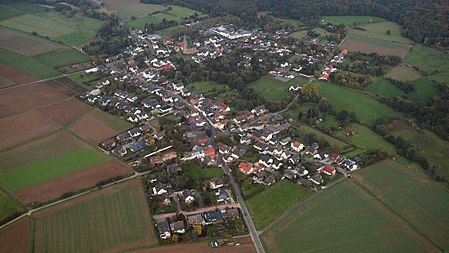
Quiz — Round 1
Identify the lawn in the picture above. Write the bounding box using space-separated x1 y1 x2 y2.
322 16 384 26
183 163 223 180
0 47 89 78
261 180 429 253
281 18 304 26
249 76 307 102
247 180 311 229
33 179 156 253
348 21 413 44
334 123 396 154
0 187 25 224
318 81 400 125
384 64 421 81
405 44 449 83
155 25 181 39
0 148 110 191
187 80 226 94
90 109 133 132
298 125 349 150
406 78 440 102
365 78 405 98
390 126 449 180
356 160 449 251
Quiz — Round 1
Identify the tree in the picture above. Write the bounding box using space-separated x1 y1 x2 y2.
386 29 391 35
301 82 321 102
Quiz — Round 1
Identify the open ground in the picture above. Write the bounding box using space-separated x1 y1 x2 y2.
32 179 156 253
0 217 29 253
249 76 307 102
0 27 64 56
135 240 256 253
0 63 38 87
340 34 412 59
99 0 167 21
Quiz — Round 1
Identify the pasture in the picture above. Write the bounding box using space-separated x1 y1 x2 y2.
88 108 133 132
365 78 405 98
0 217 30 253
261 179 432 253
405 44 449 84
390 126 449 180
333 123 396 154
355 160 449 251
0 27 64 56
127 5 204 28
322 16 384 26
247 180 311 229
298 125 349 150
33 179 156 253
0 148 110 191
384 64 421 81
99 0 167 21
407 78 440 102
187 80 226 94
340 34 411 59
249 76 307 102
348 21 413 44
0 187 25 224
318 81 401 125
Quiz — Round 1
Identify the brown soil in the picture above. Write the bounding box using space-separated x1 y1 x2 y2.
0 27 63 56
39 98 91 126
69 112 119 145
134 241 256 253
0 110 60 151
0 217 30 253
0 63 38 84
0 82 67 118
14 159 132 204
0 131 88 174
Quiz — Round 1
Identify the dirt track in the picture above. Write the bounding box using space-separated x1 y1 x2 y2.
14 159 133 204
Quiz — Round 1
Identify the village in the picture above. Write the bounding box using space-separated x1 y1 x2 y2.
79 22 358 244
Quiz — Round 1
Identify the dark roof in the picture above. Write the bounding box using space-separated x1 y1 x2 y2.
204 210 224 223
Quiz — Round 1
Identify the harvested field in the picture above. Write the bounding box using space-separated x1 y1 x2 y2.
135 241 256 253
0 110 60 151
33 179 156 253
14 159 132 204
341 34 411 58
0 217 30 253
0 63 38 84
0 131 88 174
0 27 63 56
69 110 119 145
89 108 133 132
99 0 167 20
0 82 67 118
0 76 15 88
384 63 421 81
39 98 91 126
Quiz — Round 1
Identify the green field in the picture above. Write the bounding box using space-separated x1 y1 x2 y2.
0 3 48 21
0 148 110 191
187 80 226 94
322 16 384 26
247 180 311 229
407 78 440 102
318 81 401 125
90 109 133 132
334 123 396 154
405 44 449 83
281 18 304 26
261 179 429 253
341 34 411 59
99 0 167 21
0 187 25 224
183 163 223 180
298 125 349 150
127 5 204 28
391 126 449 180
0 47 89 78
356 160 449 251
0 8 102 45
348 21 413 44
156 25 181 39
384 64 421 81
33 179 155 253
249 76 307 102
366 78 405 98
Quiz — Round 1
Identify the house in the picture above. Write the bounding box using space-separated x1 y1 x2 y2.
149 155 163 165
152 182 172 196
159 193 171 206
221 208 240 219
209 177 224 189
170 221 186 234
156 220 171 239
309 172 324 185
298 178 314 189
154 130 166 140
167 164 182 176
262 175 276 186
187 214 205 226
161 148 177 161
130 140 146 152
259 155 273 168
216 188 230 202
100 139 116 151
238 162 254 175
291 141 304 152
344 159 358 171
181 189 196 204
251 105 268 116
283 169 297 180
204 210 224 225
294 166 308 176
320 165 336 176
272 159 283 170
280 137 291 146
